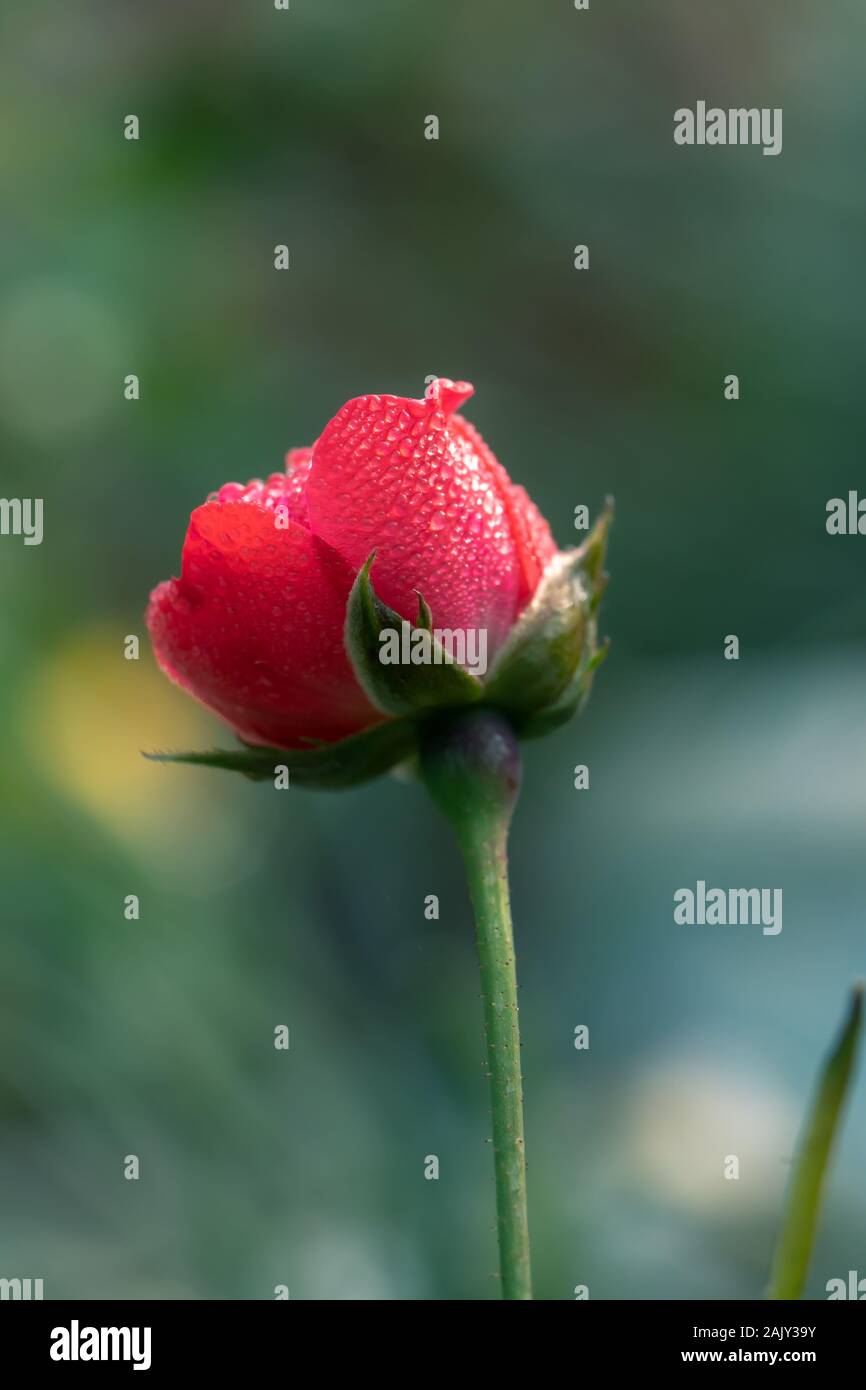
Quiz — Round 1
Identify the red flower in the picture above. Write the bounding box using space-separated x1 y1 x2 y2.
147 378 557 750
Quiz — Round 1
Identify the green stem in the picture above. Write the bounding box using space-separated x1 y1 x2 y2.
459 813 531 1298
420 707 532 1300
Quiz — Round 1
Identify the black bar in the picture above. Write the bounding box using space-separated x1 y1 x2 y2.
1 1298 862 1374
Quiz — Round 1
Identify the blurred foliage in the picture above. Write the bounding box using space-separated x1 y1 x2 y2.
0 0 864 1298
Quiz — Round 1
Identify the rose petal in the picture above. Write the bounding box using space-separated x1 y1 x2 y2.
449 413 557 605
305 379 525 654
214 451 313 528
147 500 380 748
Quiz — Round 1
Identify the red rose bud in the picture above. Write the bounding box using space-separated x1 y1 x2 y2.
147 378 610 782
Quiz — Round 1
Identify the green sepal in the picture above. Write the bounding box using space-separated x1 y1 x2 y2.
578 495 614 615
344 551 483 718
143 716 416 789
483 552 588 717
484 498 613 726
517 638 609 739
414 590 434 631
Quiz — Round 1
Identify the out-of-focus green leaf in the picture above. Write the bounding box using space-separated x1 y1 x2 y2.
767 983 863 1299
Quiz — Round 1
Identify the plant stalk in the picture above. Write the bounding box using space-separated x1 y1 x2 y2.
419 707 532 1299
458 814 532 1299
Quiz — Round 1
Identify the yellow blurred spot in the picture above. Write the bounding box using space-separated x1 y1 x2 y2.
18 624 244 870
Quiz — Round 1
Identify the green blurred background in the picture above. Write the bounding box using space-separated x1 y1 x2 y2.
1 0 864 1299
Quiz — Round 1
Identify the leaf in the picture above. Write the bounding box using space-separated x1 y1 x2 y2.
767 983 863 1299
344 551 483 718
143 716 417 790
